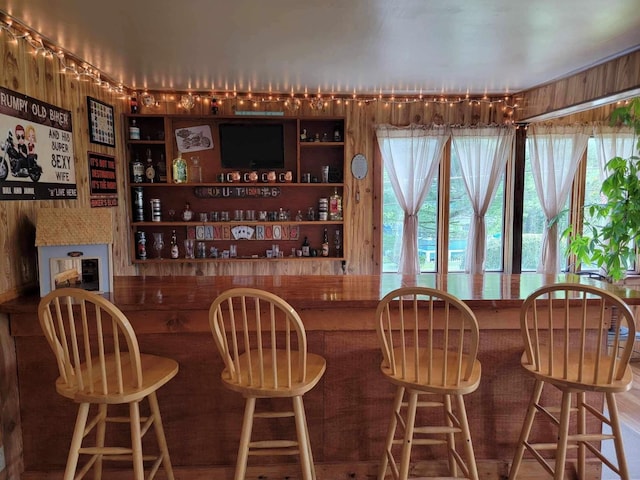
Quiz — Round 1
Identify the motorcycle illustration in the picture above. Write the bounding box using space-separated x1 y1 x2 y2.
0 130 43 182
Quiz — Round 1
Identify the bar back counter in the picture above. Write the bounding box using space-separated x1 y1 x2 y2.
2 274 638 479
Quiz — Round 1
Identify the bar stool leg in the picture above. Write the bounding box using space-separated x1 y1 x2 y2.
148 391 175 480
235 397 256 480
455 394 479 480
93 404 107 480
378 386 405 480
443 394 457 476
399 390 419 480
65 402 90 480
129 401 144 480
607 392 630 480
508 379 544 480
293 396 314 480
577 392 586 479
553 391 572 480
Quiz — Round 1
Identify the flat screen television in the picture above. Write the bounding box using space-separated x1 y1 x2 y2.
219 123 285 169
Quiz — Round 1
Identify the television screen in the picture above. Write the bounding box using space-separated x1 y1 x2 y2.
219 123 285 169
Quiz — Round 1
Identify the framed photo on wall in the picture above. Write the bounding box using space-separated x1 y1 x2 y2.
87 96 115 147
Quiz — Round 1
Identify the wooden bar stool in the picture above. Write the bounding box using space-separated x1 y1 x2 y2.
38 287 178 480
375 287 482 480
208 288 326 480
508 283 635 480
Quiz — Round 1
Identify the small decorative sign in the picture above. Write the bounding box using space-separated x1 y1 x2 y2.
87 97 115 147
87 151 117 207
185 224 298 241
174 125 213 153
194 186 281 198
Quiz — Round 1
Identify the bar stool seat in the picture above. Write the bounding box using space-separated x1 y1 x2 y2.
38 287 178 480
209 287 326 480
375 287 481 480
508 283 636 480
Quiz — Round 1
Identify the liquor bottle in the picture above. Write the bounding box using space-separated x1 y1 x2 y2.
334 229 342 258
157 153 167 183
130 96 138 114
333 123 342 142
130 152 144 183
329 187 343 220
129 119 141 140
170 230 179 259
144 148 156 183
301 236 310 257
172 152 188 183
321 228 329 257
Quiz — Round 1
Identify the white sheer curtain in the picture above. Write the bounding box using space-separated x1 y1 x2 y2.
376 124 449 274
592 124 635 182
528 124 590 273
451 126 514 273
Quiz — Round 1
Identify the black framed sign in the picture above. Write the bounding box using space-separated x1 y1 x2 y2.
87 96 115 147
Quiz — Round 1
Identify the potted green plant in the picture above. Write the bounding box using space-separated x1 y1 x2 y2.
561 98 640 282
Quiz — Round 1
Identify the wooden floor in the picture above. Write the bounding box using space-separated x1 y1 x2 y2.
617 362 640 433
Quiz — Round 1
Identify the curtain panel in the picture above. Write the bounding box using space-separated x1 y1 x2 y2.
451 126 514 273
375 124 450 274
527 124 590 274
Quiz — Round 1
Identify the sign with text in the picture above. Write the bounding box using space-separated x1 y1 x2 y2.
0 86 76 200
88 151 117 207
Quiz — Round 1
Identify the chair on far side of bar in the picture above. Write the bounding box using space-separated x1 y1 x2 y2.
508 283 636 480
38 287 178 480
208 287 326 480
375 287 482 480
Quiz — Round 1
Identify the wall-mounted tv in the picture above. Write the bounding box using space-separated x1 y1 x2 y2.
219 123 285 169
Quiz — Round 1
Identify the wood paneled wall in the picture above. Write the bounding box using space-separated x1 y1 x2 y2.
1 34 639 302
516 49 640 121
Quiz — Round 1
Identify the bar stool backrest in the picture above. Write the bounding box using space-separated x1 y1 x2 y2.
209 287 308 390
520 282 636 386
38 287 143 396
375 286 480 388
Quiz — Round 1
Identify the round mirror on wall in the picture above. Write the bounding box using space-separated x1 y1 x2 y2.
351 153 368 179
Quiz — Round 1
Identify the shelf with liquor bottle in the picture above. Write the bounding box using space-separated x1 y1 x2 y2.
124 114 345 264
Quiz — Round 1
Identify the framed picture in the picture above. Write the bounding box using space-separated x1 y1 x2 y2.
87 96 115 147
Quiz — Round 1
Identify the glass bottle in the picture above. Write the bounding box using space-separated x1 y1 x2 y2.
144 148 156 183
129 119 141 140
334 229 342 258
321 228 329 257
302 236 310 257
329 187 343 220
181 202 194 221
172 152 188 183
190 156 202 183
157 153 167 183
333 123 342 142
170 230 179 259
130 152 144 183
130 96 138 114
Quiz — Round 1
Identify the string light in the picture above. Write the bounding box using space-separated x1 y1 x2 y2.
0 13 518 114
0 15 124 95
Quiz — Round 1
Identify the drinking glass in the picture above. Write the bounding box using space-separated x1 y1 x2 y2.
184 239 195 259
152 232 164 259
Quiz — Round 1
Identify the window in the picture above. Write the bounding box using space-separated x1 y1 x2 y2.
381 133 508 273
382 160 439 272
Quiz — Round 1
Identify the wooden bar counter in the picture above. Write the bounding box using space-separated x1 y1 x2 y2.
2 273 639 479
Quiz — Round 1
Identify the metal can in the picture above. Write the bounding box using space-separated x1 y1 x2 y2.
150 198 162 222
133 187 145 222
136 231 147 260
